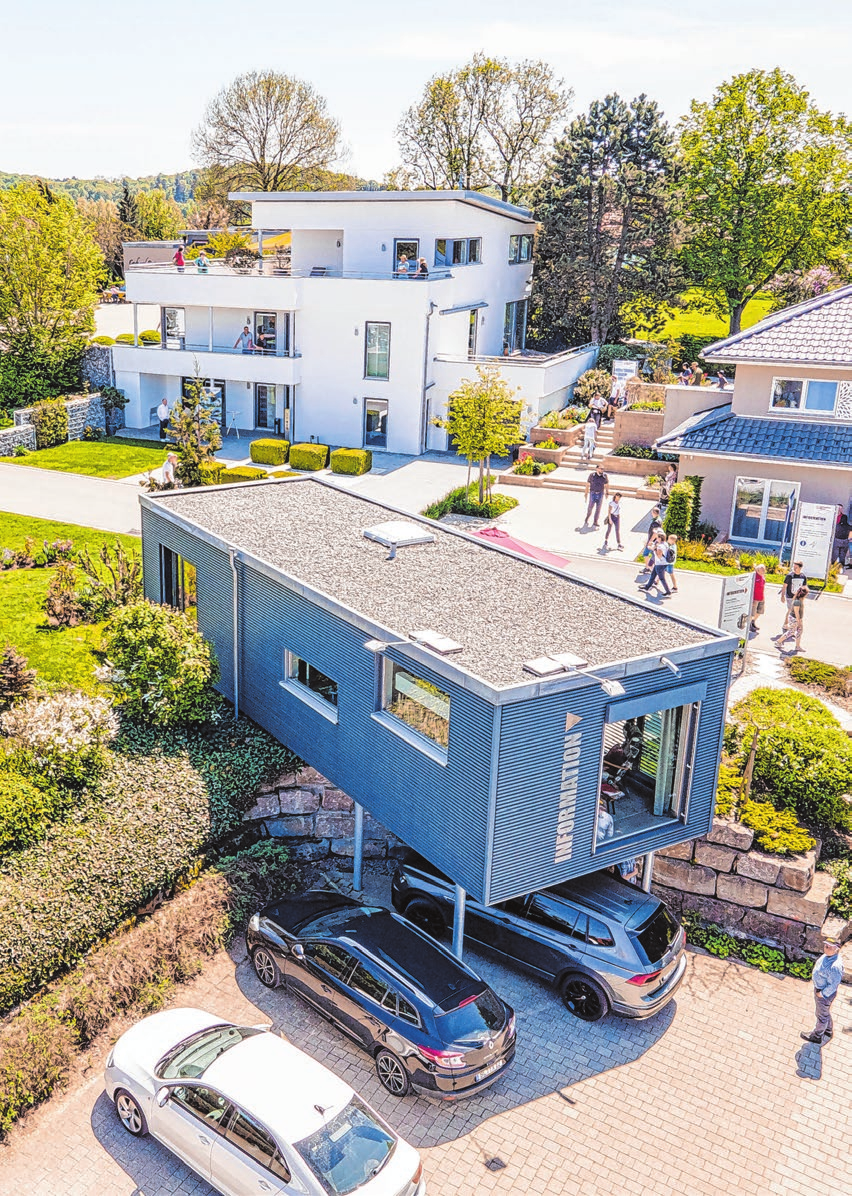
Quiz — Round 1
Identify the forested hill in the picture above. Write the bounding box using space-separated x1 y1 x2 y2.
0 170 201 205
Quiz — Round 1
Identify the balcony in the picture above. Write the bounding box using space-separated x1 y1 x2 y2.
112 342 302 386
433 346 598 405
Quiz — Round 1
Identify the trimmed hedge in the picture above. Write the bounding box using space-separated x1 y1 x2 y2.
269 470 301 478
290 442 329 470
0 773 50 857
199 459 225 484
0 715 300 1016
663 480 695 539
114 333 137 345
250 439 290 466
330 447 372 475
139 329 161 344
90 335 115 346
219 465 267 482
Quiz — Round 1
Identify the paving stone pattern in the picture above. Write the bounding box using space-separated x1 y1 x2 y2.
1 877 849 1196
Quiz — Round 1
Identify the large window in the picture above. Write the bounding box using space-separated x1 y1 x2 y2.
161 547 197 615
364 398 388 449
393 238 419 273
182 376 225 428
253 311 277 356
596 699 699 847
770 377 840 415
503 299 527 353
283 651 338 721
508 234 533 264
731 476 799 543
434 237 481 267
382 660 450 753
365 322 390 379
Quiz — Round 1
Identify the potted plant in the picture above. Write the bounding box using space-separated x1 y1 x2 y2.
100 385 129 435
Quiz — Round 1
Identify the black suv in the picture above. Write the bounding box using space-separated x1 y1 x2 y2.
391 854 686 1022
246 891 516 1100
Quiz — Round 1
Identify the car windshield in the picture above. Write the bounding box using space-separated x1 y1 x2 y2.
435 988 505 1046
631 906 680 966
295 1097 395 1196
157 1025 262 1080
298 906 385 937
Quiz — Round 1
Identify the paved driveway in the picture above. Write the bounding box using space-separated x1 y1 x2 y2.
1 921 848 1196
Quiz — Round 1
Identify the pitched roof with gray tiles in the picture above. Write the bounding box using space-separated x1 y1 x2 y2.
703 285 852 365
657 402 852 467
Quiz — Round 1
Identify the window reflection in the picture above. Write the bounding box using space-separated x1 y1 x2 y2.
383 661 449 750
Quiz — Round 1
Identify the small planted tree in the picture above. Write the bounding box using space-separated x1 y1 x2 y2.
168 368 223 488
76 542 143 621
662 481 694 538
0 644 36 711
434 364 523 503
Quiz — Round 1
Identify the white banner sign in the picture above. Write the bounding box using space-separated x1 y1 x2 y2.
791 502 836 581
611 359 639 401
719 572 755 638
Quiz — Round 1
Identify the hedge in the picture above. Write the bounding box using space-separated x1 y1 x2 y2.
0 841 300 1136
290 442 329 470
269 470 301 479
30 399 69 449
663 480 695 539
0 716 300 1016
250 439 290 466
0 773 50 857
90 335 115 346
219 465 267 482
139 329 161 344
114 333 137 345
199 460 225 484
788 656 852 697
330 447 372 475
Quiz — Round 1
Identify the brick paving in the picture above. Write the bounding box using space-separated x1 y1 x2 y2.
1 918 849 1195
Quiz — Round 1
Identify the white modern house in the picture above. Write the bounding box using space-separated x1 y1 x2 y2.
114 190 596 455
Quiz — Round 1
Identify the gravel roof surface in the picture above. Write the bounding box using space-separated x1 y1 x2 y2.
153 480 716 688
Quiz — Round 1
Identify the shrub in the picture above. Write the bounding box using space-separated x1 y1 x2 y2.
663 480 695 538
595 343 646 373
573 368 613 406
250 438 290 466
199 460 225 485
422 483 519 520
540 405 587 428
0 643 36 710
82 424 106 441
219 465 267 482
695 520 719 542
100 600 219 726
114 333 137 345
139 329 161 344
269 470 301 478
43 561 83 627
739 798 816 856
535 437 560 449
13 445 28 457
738 942 786 973
0 773 50 857
76 541 143 621
826 860 852 919
514 456 557 476
330 447 372 475
789 656 852 696
90 335 115 346
290 442 330 470
2 692 118 789
612 443 655 459
682 914 813 978
714 760 742 818
30 398 68 449
684 475 704 536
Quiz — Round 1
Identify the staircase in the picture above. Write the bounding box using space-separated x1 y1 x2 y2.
504 422 657 498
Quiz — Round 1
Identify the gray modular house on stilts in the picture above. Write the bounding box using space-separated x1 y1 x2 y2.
140 479 736 921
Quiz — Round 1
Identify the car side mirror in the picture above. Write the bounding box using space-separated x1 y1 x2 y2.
291 943 305 959
156 1087 171 1108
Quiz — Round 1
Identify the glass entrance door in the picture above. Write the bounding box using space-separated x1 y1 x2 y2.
732 477 799 543
254 312 277 356
255 384 291 436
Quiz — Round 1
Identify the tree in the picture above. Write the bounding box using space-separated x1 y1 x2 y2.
679 68 852 334
192 71 343 196
135 189 183 241
117 182 139 234
396 54 570 203
531 93 683 348
0 182 103 407
0 644 36 711
77 197 123 278
434 364 523 502
168 369 222 487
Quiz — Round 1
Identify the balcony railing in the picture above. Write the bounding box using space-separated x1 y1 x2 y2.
125 261 454 282
132 340 301 359
434 344 597 368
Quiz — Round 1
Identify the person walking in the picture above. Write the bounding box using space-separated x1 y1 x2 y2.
590 393 608 428
583 464 609 528
161 452 180 489
834 514 850 569
776 561 808 638
172 245 186 274
234 325 255 354
664 533 679 593
750 563 766 633
603 492 624 550
642 507 663 572
156 397 170 441
639 538 671 596
800 937 845 1044
788 577 808 653
580 417 597 462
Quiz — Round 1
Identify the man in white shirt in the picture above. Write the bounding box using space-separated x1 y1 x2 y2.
161 452 179 489
157 397 169 440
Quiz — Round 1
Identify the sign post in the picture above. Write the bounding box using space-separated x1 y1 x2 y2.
790 501 835 586
719 571 755 673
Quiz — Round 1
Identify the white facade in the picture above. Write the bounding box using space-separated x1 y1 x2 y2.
115 190 591 454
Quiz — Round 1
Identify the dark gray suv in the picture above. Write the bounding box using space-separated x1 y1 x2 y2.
391 854 686 1021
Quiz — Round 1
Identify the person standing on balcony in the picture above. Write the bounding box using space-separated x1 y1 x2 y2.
172 245 185 273
234 325 255 355
395 253 409 277
157 397 170 441
416 257 429 278
196 250 209 274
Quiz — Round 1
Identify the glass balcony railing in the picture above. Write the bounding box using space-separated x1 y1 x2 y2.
125 261 453 281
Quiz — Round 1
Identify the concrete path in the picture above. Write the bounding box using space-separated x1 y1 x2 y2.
0 464 142 536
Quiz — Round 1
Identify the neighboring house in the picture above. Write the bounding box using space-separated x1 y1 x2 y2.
115 191 596 453
141 478 735 905
657 286 852 544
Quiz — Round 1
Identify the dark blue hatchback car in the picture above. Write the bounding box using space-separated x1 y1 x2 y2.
246 891 516 1100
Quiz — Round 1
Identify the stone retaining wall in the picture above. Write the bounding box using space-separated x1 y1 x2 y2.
5 394 106 454
242 766 404 866
652 818 843 961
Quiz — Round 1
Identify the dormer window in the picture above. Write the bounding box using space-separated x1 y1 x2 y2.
770 377 839 415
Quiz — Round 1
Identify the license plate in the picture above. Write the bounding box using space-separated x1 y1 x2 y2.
475 1059 503 1083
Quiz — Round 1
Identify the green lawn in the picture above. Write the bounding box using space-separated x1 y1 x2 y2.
0 513 140 692
0 436 168 478
655 289 774 341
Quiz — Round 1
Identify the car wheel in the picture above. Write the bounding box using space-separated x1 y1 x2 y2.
403 898 446 940
375 1049 411 1097
114 1089 148 1136
251 947 282 989
559 974 609 1022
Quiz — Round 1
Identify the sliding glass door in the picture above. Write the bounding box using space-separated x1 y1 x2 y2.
731 477 799 543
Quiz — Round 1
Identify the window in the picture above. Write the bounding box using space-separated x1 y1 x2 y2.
170 1085 230 1132
587 918 615 948
163 307 185 349
349 963 389 1005
254 311 277 356
503 299 527 353
770 377 839 415
434 237 482 267
382 660 450 751
295 1098 394 1196
158 1025 262 1080
160 547 196 615
467 310 478 358
380 989 420 1025
182 376 225 428
508 234 533 264
304 942 355 982
596 700 700 847
364 398 388 449
365 322 390 379
226 1108 291 1181
731 477 799 543
283 651 338 721
393 238 418 272
528 895 587 939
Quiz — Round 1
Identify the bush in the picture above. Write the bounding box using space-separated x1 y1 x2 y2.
330 448 372 475
30 398 68 449
13 445 28 457
0 773 50 857
535 437 560 449
612 443 655 459
594 344 646 373
681 913 807 977
540 406 587 428
0 643 36 710
789 656 852 697
250 438 290 466
684 475 704 536
663 480 695 538
82 424 106 441
514 456 557 476
714 760 742 818
678 333 720 369
269 470 301 478
43 560 83 627
1 692 118 789
139 329 161 344
573 368 613 406
630 400 664 412
100 600 219 726
76 541 143 621
695 519 719 542
290 442 330 470
90 335 115 346
199 460 225 485
739 798 816 856
219 465 267 482
422 483 519 520
114 332 137 345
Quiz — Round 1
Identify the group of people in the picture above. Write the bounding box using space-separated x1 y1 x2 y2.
395 254 429 278
640 509 679 597
677 362 729 390
172 246 209 274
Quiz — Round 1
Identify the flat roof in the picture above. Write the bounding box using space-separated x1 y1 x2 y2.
146 480 721 691
229 188 534 222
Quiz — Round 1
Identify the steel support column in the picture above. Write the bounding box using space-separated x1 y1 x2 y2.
452 885 466 959
642 851 655 893
353 802 364 893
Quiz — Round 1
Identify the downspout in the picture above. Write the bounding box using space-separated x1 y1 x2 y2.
419 302 438 454
229 549 239 720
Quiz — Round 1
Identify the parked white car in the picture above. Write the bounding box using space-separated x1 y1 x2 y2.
104 1007 426 1196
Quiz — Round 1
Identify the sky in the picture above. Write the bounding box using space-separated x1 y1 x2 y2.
1 0 851 182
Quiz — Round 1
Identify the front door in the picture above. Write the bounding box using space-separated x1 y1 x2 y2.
254 312 277 356
254 385 291 436
287 941 358 1029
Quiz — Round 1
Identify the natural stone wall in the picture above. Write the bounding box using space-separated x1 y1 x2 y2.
81 346 114 392
652 818 844 962
0 424 36 455
243 766 405 866
14 394 106 442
